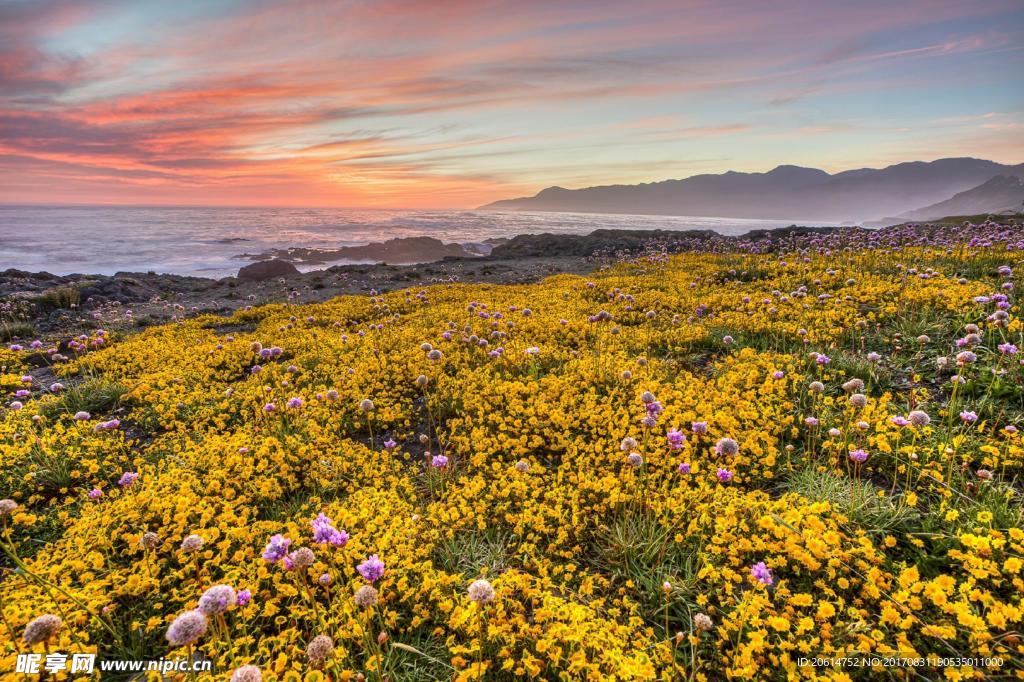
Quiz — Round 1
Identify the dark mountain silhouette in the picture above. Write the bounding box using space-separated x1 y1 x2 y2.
481 158 1024 223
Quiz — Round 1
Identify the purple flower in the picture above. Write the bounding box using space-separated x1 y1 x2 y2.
890 416 910 427
804 416 819 427
357 554 385 583
849 449 868 463
430 454 449 468
311 514 349 546
715 438 739 456
198 585 237 615
166 610 207 647
998 343 1018 356
88 488 104 499
263 402 276 412
262 534 291 563
815 354 831 366
691 421 708 435
383 439 397 450
118 472 139 488
750 562 773 586
772 371 785 379
287 397 303 409
666 430 686 450
716 468 733 483
960 411 978 424
236 589 252 607
678 462 691 474
908 410 930 427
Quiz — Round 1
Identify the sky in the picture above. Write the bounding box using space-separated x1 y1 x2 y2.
1 0 1022 208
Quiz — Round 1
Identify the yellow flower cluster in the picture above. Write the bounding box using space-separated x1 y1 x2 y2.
1 242 1021 680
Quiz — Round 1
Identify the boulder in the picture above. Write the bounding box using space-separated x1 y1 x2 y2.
237 259 300 281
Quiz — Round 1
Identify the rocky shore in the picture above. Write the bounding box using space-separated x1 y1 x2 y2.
235 235 494 265
0 250 596 342
2 219 1011 343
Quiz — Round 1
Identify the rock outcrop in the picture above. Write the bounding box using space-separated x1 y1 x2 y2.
237 259 300 281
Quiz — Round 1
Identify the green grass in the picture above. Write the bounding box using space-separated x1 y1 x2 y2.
972 480 1024 529
387 631 454 681
926 212 1024 225
433 527 517 579
590 507 701 631
781 467 919 535
41 379 130 420
32 285 81 311
0 321 35 342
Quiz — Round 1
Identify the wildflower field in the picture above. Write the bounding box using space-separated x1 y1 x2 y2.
1 223 1023 681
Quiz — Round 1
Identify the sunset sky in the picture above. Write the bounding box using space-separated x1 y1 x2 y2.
1 0 1022 208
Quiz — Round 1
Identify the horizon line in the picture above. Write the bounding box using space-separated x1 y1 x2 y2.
4 155 1021 212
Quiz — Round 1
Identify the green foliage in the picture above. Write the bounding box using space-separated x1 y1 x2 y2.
33 286 81 311
0 321 35 342
781 467 919 535
433 527 517 579
41 378 130 420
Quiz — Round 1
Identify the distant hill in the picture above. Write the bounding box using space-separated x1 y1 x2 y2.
887 175 1024 224
481 158 1024 223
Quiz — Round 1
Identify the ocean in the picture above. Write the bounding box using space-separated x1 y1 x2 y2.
0 205 824 278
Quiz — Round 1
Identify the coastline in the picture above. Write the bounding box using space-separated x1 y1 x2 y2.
1 217 1019 342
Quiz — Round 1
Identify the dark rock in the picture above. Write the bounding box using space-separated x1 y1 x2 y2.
237 259 300 281
237 236 481 266
488 229 711 258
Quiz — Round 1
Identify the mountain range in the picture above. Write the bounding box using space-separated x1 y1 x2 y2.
481 158 1024 224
